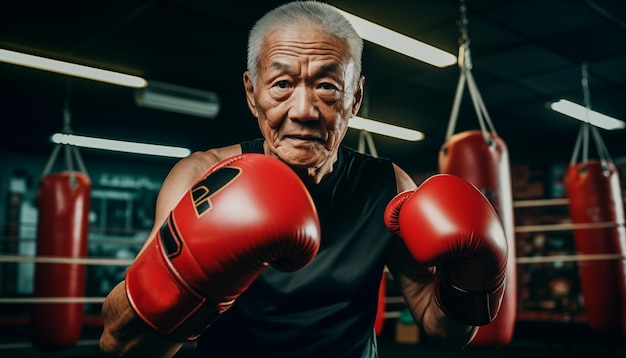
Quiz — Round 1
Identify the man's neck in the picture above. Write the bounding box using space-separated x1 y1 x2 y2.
262 140 339 185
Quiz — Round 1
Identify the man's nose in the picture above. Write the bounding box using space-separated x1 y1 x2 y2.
289 86 319 121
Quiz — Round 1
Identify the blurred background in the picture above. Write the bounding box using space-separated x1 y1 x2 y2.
1 0 625 356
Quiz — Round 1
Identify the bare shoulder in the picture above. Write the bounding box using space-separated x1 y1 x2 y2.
159 144 243 209
147 143 244 242
392 163 418 193
182 144 243 171
165 144 243 182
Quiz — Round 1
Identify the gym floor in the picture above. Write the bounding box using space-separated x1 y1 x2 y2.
1 321 625 357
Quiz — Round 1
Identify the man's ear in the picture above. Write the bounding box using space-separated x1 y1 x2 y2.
243 71 258 118
351 75 365 116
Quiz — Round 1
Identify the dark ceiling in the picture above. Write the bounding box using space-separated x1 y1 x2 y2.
1 0 625 175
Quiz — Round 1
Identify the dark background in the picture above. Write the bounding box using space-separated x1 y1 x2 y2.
1 1 626 356
1 0 625 174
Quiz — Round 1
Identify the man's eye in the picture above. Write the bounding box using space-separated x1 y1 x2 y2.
319 83 336 90
275 80 289 89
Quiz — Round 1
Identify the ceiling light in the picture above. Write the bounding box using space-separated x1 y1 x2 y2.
349 116 424 141
336 9 456 67
550 99 624 130
0 48 147 88
51 133 191 158
135 81 220 118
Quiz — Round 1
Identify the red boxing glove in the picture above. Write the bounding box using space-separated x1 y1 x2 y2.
384 174 507 325
125 153 320 340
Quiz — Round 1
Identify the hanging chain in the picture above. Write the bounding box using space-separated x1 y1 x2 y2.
62 80 78 187
458 0 470 47
63 80 73 133
581 63 592 112
457 0 472 70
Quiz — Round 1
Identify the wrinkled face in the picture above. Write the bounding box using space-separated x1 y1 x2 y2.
244 27 363 171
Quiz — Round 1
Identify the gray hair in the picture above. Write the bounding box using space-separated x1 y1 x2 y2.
247 1 363 88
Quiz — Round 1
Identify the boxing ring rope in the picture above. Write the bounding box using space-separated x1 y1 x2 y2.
0 339 197 351
1 221 149 239
0 236 147 247
0 254 133 266
513 198 570 208
516 253 624 264
0 217 622 272
0 339 101 350
0 254 130 305
512 197 625 262
4 250 618 306
516 221 621 233
0 191 623 344
0 225 623 350
0 297 106 304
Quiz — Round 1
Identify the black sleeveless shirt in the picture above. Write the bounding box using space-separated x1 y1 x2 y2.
197 139 398 357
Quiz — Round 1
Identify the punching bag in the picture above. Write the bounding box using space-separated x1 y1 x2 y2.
33 171 91 348
439 130 517 347
374 273 386 336
565 160 626 333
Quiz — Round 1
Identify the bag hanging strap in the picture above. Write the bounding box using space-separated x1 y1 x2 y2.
569 63 614 173
445 0 497 146
41 80 90 188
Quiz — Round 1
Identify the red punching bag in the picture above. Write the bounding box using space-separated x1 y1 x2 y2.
439 130 517 347
440 18 516 345
564 64 626 334
33 171 91 348
374 273 386 336
565 160 626 333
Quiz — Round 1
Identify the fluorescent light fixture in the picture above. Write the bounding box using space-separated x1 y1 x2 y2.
550 99 624 130
336 9 456 68
135 81 220 118
0 48 147 88
51 133 191 158
349 116 424 141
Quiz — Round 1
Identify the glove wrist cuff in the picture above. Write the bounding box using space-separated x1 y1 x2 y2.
434 268 505 326
125 235 232 341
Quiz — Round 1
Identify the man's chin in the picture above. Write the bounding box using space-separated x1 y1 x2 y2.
281 157 323 170
272 140 333 168
277 150 325 169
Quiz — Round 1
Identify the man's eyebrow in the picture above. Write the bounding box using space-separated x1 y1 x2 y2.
268 61 341 76
270 61 290 71
319 63 340 73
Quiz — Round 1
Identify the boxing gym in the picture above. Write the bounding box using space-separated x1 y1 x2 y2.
1 1 625 357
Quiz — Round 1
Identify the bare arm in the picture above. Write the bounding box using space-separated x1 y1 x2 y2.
99 281 184 357
385 164 477 349
99 145 241 357
385 240 477 348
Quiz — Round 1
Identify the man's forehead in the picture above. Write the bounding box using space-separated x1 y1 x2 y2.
262 27 349 56
268 60 342 73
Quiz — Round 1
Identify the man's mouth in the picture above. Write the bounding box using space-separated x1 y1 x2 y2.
285 134 324 142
